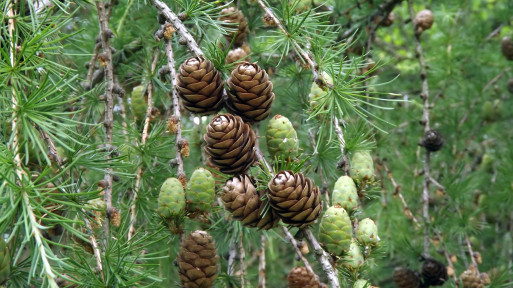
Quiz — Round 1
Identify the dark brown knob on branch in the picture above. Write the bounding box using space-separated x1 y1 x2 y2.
219 7 248 46
287 266 321 288
268 171 322 228
414 9 434 34
393 267 421 288
502 36 513 61
419 130 444 152
204 114 256 175
421 258 448 286
226 62 275 122
176 57 224 115
222 175 280 230
177 230 219 288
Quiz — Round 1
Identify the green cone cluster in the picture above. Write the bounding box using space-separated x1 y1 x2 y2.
265 114 299 161
341 239 364 270
356 218 379 246
186 168 215 215
319 206 353 256
350 151 374 184
332 176 358 212
0 237 10 284
157 178 185 219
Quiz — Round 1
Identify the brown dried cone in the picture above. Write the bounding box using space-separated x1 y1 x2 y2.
421 258 448 286
226 62 275 122
393 267 421 288
178 230 219 288
419 129 444 152
176 57 224 115
460 265 484 288
221 175 280 230
502 36 513 61
268 171 322 227
226 47 249 65
414 9 434 34
204 114 256 174
287 266 321 288
219 7 248 46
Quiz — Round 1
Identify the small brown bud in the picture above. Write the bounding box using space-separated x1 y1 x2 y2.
178 173 187 188
97 53 108 67
414 9 434 34
167 116 179 134
98 179 107 189
163 24 175 41
299 241 309 255
110 208 121 227
178 36 187 45
178 139 190 157
262 12 277 27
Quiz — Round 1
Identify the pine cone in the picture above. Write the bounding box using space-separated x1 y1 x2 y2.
502 37 513 61
319 206 353 256
332 175 358 212
419 130 444 152
186 168 216 216
414 9 434 34
219 7 248 46
342 239 364 270
355 218 379 246
204 114 256 174
0 237 10 284
266 114 299 161
460 265 484 288
226 62 275 122
176 57 224 115
157 177 185 219
421 258 448 286
287 266 320 288
226 47 249 65
268 171 322 227
222 175 280 230
350 151 374 184
393 267 421 288
178 230 219 288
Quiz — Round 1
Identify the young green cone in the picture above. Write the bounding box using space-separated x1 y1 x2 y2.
332 176 359 212
186 168 215 215
319 206 352 256
0 237 10 284
353 279 371 288
350 151 374 184
131 85 146 121
157 178 185 219
266 115 299 161
341 239 364 270
355 218 379 246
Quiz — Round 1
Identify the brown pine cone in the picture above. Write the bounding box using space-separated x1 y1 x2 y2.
204 114 256 174
178 230 219 288
220 7 248 46
460 265 484 288
226 47 249 65
421 258 448 286
419 129 444 152
176 57 224 115
226 62 275 122
393 267 421 288
222 175 280 230
502 36 513 61
414 9 434 34
287 266 321 288
268 171 322 227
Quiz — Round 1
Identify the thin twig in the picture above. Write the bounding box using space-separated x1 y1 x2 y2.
82 216 105 282
96 0 116 236
128 50 160 240
36 125 62 166
258 234 266 288
85 43 101 88
465 234 479 270
302 228 340 288
334 116 350 175
282 227 317 281
407 0 432 258
150 0 203 57
433 230 458 283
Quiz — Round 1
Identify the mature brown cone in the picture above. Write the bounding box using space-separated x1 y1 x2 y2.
460 265 484 288
204 114 256 174
178 230 219 288
226 62 275 122
268 171 322 227
222 175 280 230
421 258 448 286
502 36 513 61
176 57 224 115
226 47 249 65
287 266 321 288
419 129 444 152
414 9 434 34
393 267 421 288
219 7 248 46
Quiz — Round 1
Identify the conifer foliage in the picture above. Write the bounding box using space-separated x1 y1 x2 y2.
1 0 512 287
